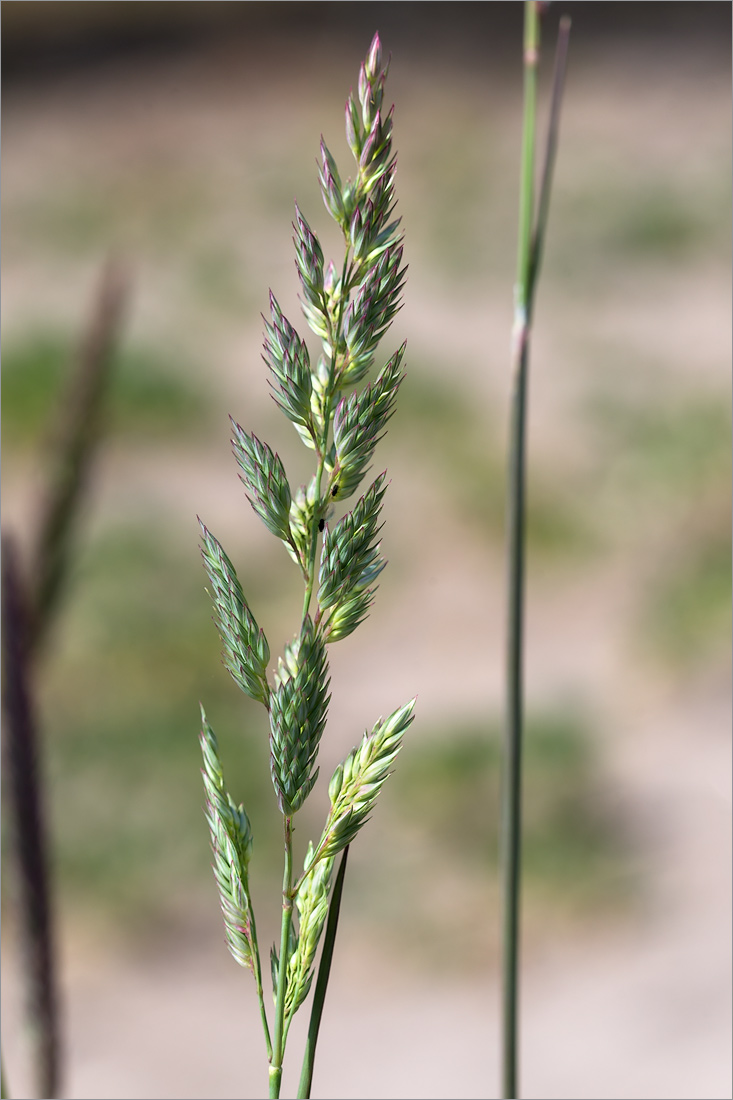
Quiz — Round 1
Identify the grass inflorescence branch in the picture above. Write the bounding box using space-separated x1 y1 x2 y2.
198 32 414 1099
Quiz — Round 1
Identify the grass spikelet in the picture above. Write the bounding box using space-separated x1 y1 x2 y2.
284 849 335 1025
268 619 331 816
200 708 256 970
305 699 416 873
199 521 270 705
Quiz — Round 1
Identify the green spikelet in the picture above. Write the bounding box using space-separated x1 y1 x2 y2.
199 521 270 705
331 346 405 500
268 618 331 815
318 473 388 641
306 698 416 873
230 420 293 544
200 707 256 970
284 846 335 1023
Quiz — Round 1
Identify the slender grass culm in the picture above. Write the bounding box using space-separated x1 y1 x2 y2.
198 34 414 1100
1 260 128 1100
501 6 571 1099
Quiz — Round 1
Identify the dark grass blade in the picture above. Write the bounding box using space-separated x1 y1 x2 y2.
528 14 572 311
26 258 128 656
1 535 60 1099
296 846 349 1100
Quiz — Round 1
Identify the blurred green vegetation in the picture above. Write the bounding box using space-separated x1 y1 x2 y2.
556 176 728 269
644 526 731 667
410 110 499 279
590 387 731 666
593 388 730 499
393 709 625 899
2 329 212 449
189 244 254 315
10 173 214 258
411 111 729 286
398 369 597 557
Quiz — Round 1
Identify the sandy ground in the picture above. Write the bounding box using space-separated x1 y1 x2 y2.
2 13 731 1100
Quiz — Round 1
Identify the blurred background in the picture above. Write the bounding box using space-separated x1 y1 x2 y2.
2 3 731 1098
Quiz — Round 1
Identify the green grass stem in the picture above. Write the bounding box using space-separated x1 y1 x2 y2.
502 7 570 1098
529 16 572 303
297 847 349 1100
270 818 295 1099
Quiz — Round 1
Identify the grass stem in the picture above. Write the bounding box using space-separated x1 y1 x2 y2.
502 6 570 1098
1 536 60 1100
297 846 349 1100
529 15 572 305
251 913 273 1062
270 818 295 1099
26 258 128 658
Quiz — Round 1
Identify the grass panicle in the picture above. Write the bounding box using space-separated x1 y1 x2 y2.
198 32 413 1098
